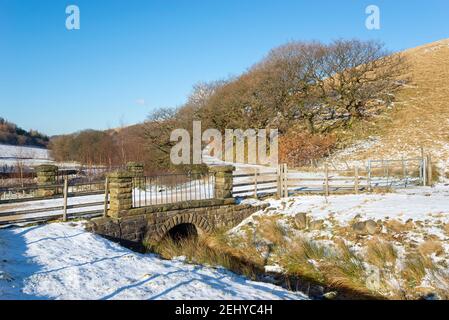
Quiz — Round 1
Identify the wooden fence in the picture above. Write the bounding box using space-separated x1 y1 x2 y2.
0 178 108 226
232 155 433 199
0 155 434 226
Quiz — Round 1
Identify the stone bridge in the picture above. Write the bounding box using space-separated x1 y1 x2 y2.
86 165 267 250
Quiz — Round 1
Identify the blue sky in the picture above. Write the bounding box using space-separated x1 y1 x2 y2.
0 0 448 135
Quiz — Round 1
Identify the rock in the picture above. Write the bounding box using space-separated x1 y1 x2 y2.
294 212 308 230
365 220 380 235
323 291 338 300
352 221 367 235
405 219 415 230
352 220 379 235
309 219 324 230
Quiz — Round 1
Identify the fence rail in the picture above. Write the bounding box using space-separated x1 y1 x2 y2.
0 154 434 226
0 178 108 226
232 155 432 199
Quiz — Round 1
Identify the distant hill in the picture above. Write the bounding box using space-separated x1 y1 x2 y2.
0 117 49 148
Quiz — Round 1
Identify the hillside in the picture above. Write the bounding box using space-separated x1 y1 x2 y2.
330 39 449 174
0 118 49 148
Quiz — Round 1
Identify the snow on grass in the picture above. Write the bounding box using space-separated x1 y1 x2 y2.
0 222 307 300
0 144 50 160
229 184 449 299
239 184 449 226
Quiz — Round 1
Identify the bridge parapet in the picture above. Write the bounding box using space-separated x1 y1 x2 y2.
87 198 267 250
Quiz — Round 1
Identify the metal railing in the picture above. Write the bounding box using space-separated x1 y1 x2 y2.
132 172 215 207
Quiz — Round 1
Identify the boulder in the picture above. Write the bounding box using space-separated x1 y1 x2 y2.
309 219 325 230
294 212 308 230
352 221 367 235
352 220 379 235
365 220 380 235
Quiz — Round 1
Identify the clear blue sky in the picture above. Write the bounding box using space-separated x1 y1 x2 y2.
0 0 448 136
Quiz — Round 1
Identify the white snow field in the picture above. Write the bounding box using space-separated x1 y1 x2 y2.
0 144 52 167
0 222 308 300
242 184 449 226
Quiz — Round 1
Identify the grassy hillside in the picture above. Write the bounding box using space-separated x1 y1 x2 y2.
330 39 449 173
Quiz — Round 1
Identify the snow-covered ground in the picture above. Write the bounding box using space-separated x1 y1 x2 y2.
230 184 449 299
0 144 52 167
0 144 78 169
0 222 307 300
241 184 449 226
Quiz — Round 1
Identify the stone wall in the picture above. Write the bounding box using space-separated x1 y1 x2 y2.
86 199 268 251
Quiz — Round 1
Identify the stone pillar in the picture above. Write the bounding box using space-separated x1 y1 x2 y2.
108 171 133 218
209 165 235 200
126 162 144 178
35 165 58 197
126 162 144 189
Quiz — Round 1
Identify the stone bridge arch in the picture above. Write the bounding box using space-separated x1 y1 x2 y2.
150 213 214 243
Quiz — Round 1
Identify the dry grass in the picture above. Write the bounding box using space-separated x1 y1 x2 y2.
280 237 371 295
255 215 288 245
385 219 414 234
153 232 264 280
402 252 436 289
365 238 398 269
442 223 449 237
418 240 444 257
331 39 449 171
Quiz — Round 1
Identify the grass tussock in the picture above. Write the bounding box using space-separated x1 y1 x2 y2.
255 216 288 246
418 240 444 257
281 238 371 295
366 238 398 268
385 219 413 233
152 231 264 280
402 252 436 288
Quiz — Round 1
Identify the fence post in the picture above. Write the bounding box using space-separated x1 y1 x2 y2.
283 164 288 198
103 177 109 217
354 166 359 194
402 157 407 187
427 154 433 186
62 177 68 222
324 164 329 196
277 164 281 198
367 160 372 192
422 157 427 186
254 168 258 199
